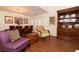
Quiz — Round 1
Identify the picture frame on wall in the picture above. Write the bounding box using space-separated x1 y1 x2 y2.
49 17 55 24
24 18 28 24
14 17 23 25
5 16 13 24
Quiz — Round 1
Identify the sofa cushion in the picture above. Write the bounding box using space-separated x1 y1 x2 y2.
7 30 21 42
3 38 29 50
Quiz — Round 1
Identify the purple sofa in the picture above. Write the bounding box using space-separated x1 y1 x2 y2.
0 31 30 52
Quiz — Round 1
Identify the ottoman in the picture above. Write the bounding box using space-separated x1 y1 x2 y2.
24 32 39 44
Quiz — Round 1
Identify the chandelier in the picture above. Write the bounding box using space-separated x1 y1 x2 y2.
15 9 23 25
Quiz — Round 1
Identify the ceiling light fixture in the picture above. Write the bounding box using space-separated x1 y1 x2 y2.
15 9 23 25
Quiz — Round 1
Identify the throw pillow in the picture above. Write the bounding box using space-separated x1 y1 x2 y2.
7 30 21 42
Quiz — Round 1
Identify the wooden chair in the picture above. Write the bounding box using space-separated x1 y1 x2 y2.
15 26 23 36
9 26 15 30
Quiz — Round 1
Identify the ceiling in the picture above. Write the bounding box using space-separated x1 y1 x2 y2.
0 6 74 16
0 6 47 16
40 6 74 12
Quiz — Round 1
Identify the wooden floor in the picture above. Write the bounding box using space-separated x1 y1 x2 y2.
25 37 79 52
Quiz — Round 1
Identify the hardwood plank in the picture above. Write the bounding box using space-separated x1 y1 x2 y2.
25 37 79 52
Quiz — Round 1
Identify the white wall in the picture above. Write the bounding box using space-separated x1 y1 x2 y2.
0 10 33 31
32 6 73 36
0 6 73 35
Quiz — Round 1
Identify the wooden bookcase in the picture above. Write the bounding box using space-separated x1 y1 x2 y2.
57 6 79 43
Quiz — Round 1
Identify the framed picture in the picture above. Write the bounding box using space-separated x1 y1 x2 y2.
14 17 23 24
49 17 55 24
5 16 13 24
24 18 28 24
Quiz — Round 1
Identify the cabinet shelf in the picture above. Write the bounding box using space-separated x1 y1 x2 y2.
59 22 79 24
59 17 79 19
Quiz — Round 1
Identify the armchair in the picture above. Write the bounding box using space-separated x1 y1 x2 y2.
37 26 50 37
0 31 29 52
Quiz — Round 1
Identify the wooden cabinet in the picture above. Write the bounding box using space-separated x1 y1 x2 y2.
57 6 79 43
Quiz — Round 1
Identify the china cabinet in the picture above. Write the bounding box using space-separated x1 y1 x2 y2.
57 6 79 43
